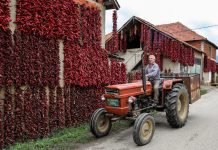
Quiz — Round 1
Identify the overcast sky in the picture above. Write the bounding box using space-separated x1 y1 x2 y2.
105 0 218 61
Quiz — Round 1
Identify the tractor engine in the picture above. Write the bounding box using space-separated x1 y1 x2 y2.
102 80 152 116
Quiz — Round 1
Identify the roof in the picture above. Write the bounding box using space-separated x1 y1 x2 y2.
156 22 218 49
104 0 120 10
105 32 112 41
106 16 204 54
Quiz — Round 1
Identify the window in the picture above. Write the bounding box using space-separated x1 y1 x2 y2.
180 64 188 73
195 58 201 65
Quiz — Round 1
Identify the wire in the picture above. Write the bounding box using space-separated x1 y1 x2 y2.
170 24 218 34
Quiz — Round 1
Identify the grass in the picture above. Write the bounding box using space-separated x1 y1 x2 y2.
200 89 207 95
6 120 131 150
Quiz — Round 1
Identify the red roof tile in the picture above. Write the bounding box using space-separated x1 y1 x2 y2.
156 22 206 42
105 32 112 41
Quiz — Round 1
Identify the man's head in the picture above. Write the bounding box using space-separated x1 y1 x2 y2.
148 54 156 64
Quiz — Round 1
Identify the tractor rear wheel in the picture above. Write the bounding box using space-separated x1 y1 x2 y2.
90 108 112 138
133 113 155 146
165 83 189 128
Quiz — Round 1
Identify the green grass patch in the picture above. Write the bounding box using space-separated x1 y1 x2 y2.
7 120 131 150
200 89 207 95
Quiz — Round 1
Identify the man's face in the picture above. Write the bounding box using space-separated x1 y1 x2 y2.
149 55 155 64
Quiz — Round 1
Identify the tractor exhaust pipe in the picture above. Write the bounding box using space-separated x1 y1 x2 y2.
141 52 146 93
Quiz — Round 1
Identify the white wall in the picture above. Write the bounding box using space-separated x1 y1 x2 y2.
203 72 211 85
163 58 180 73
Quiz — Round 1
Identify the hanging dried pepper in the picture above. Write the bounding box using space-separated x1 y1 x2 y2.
14 88 24 142
64 5 110 87
56 86 65 129
112 10 118 53
38 87 49 137
0 99 3 149
0 0 11 31
49 87 57 132
14 31 59 87
4 87 15 145
120 63 127 83
64 85 72 127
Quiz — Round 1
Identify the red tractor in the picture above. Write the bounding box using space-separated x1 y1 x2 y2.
90 54 201 146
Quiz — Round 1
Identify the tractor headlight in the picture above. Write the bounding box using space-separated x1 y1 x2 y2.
101 95 105 101
128 96 136 103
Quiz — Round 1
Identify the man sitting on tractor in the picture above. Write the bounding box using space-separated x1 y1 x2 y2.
144 54 160 104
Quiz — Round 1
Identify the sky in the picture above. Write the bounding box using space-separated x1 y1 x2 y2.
105 0 218 62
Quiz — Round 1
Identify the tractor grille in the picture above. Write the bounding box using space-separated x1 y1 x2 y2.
106 98 120 107
105 88 119 94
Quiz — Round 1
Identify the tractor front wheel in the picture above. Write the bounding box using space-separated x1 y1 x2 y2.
90 108 112 138
165 83 189 128
133 113 155 146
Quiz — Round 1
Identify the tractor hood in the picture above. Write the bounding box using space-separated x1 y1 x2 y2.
105 80 152 97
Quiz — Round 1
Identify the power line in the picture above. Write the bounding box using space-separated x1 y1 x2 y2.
170 24 218 34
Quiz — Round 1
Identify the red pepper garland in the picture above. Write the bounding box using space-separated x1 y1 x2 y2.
56 86 65 129
64 85 72 127
16 0 80 39
211 60 216 73
110 60 120 85
14 88 24 142
14 31 59 87
0 102 3 149
128 70 142 81
216 64 218 73
0 30 13 87
112 10 118 53
1 30 14 87
49 87 58 132
0 0 11 31
64 5 110 87
38 87 49 137
4 88 15 145
204 58 216 73
120 63 127 83
70 86 104 126
24 87 38 139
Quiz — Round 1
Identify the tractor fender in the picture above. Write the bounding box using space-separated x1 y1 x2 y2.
163 79 183 90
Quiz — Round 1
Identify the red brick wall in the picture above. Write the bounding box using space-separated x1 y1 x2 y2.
187 41 201 50
204 42 216 60
187 41 217 60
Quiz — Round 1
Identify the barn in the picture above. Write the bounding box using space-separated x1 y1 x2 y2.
105 16 204 80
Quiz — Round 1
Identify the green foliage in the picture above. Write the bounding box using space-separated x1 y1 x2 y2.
7 121 130 150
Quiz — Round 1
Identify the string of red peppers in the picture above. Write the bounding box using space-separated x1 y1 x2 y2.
56 86 65 129
14 88 24 142
13 31 59 87
0 100 3 149
70 86 104 126
64 5 110 87
204 55 217 72
216 64 218 73
38 87 49 137
112 10 118 53
64 85 72 127
49 87 58 132
0 0 11 31
16 0 80 40
0 30 13 87
4 88 15 146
